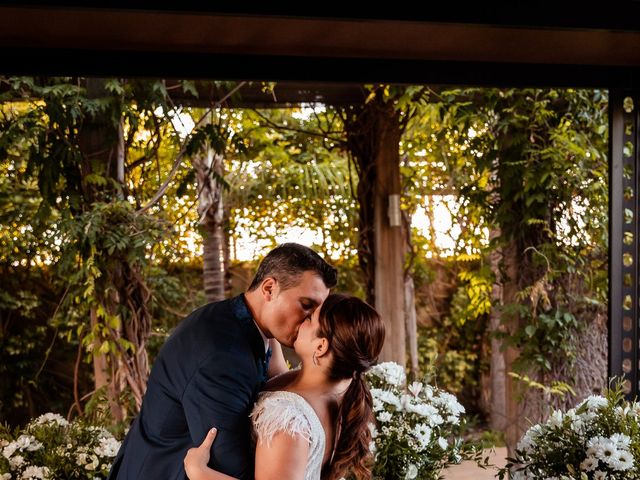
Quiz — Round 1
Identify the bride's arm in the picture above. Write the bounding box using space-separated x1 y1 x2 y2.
254 431 309 480
184 415 309 480
183 429 236 480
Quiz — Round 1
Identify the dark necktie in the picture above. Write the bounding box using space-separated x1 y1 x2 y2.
262 347 272 382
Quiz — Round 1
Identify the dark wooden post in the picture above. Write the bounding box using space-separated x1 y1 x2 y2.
374 113 406 364
609 89 639 399
344 96 406 365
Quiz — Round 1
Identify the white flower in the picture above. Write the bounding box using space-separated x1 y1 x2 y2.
608 449 634 471
582 395 608 411
20 466 49 479
15 435 42 452
412 423 432 449
615 405 630 417
94 436 120 458
437 437 448 449
568 413 586 435
0 473 11 480
2 442 18 459
579 456 598 472
610 433 631 450
370 388 402 409
8 454 24 469
367 422 378 439
593 471 606 480
32 413 69 427
548 410 563 428
368 440 377 455
517 425 542 455
404 463 418 480
434 392 465 417
402 396 438 418
428 413 444 426
370 362 406 387
408 381 423 397
377 411 392 423
423 385 434 400
587 436 618 462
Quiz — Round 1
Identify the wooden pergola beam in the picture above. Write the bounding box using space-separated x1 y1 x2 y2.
1 5 640 87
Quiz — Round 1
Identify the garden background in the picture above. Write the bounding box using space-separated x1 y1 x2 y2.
0 78 609 471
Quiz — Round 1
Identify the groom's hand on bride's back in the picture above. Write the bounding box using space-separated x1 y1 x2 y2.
184 428 217 480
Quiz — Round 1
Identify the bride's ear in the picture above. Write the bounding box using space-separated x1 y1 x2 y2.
315 337 330 359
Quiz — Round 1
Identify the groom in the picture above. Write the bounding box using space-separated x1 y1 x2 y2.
108 243 337 479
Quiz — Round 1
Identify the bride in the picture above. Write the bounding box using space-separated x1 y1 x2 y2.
184 293 385 480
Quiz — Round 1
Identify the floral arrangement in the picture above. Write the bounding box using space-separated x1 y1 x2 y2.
366 361 481 480
0 413 121 479
499 383 640 479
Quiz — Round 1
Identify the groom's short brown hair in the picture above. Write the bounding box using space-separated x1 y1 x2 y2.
247 243 337 292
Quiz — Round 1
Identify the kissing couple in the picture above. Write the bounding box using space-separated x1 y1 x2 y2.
108 243 385 480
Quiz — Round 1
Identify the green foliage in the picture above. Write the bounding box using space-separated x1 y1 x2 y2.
0 78 611 431
224 107 358 260
54 201 171 357
508 372 576 400
416 320 484 403
414 259 490 411
0 76 205 422
413 88 608 388
454 265 493 325
505 305 581 374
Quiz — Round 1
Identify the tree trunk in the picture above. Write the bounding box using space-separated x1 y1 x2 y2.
90 306 124 422
502 240 527 455
79 79 126 420
487 229 508 432
78 79 153 420
195 148 226 303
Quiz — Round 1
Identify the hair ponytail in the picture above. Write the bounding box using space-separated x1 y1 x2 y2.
315 294 385 480
325 373 374 480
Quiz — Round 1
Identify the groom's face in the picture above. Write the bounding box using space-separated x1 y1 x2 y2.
263 271 329 347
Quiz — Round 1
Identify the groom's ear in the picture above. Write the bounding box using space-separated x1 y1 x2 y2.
261 277 277 301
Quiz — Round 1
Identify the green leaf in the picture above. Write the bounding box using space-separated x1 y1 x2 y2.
181 80 199 98
524 325 537 337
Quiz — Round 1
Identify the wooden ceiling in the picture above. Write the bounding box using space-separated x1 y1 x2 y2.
1 4 640 97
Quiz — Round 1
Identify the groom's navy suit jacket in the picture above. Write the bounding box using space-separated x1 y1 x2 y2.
108 294 269 480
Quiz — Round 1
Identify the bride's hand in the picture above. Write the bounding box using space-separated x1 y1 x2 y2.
184 428 217 480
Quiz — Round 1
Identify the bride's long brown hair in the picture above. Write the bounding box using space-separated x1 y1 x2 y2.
316 294 385 480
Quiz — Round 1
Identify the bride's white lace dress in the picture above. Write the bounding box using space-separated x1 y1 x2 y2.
251 391 325 480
